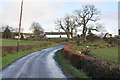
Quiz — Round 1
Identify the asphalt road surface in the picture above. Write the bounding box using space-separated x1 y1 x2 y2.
1 45 67 78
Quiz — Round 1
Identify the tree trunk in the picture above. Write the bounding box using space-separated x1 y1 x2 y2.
82 25 87 43
71 28 73 39
66 32 70 41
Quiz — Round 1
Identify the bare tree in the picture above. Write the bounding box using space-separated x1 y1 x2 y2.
87 23 104 34
55 14 72 40
55 14 79 40
30 22 44 36
69 15 79 38
74 5 100 42
0 25 15 32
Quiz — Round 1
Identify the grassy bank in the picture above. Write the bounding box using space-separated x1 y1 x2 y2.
1 42 68 69
90 46 118 64
55 50 91 79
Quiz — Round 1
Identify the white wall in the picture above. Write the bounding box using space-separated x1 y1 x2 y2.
46 35 67 38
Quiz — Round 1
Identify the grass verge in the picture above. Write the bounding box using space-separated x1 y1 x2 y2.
55 50 91 79
1 42 68 70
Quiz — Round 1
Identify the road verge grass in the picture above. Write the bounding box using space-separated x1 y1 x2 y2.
55 50 91 79
1 42 68 70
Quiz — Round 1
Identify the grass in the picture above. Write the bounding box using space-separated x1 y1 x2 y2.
72 41 118 64
72 41 108 52
90 46 118 64
0 42 68 69
1 39 49 46
55 50 91 79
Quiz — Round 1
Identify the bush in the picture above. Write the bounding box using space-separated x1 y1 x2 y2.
109 38 119 46
104 37 119 46
87 34 102 44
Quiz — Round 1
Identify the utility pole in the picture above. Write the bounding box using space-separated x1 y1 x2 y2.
17 0 23 52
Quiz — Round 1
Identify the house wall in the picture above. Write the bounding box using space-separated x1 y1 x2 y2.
46 35 67 38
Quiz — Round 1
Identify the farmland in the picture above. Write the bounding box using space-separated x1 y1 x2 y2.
90 46 118 64
72 41 118 64
1 39 49 46
72 41 108 52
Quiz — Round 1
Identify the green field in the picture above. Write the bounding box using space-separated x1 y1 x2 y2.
72 41 118 64
1 39 49 46
90 46 118 64
73 41 108 52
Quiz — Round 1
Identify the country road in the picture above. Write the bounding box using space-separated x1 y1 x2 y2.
0 45 67 78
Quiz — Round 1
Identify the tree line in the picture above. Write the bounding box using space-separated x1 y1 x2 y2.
0 25 24 38
55 4 104 42
1 4 105 41
0 22 44 39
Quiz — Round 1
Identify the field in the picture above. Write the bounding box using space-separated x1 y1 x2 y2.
73 41 108 52
72 41 118 64
90 46 118 64
1 39 49 46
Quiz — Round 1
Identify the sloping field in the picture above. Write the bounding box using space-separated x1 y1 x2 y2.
91 46 118 64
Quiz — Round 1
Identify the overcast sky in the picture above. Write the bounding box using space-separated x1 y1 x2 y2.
0 0 119 35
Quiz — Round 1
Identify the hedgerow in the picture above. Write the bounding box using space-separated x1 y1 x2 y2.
2 42 52 56
62 43 120 78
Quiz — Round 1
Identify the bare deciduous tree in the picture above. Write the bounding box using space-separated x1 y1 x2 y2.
87 23 104 35
74 5 100 42
30 22 44 36
55 14 79 40
69 15 79 38
55 14 71 40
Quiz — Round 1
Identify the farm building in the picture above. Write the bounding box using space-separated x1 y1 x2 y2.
14 34 30 39
45 32 67 38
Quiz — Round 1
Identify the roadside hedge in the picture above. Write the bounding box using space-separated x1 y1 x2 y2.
62 43 120 78
2 42 52 56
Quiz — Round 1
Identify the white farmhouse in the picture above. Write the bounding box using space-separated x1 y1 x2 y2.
45 32 67 38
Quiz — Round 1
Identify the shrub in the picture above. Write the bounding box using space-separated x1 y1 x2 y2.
87 34 102 45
